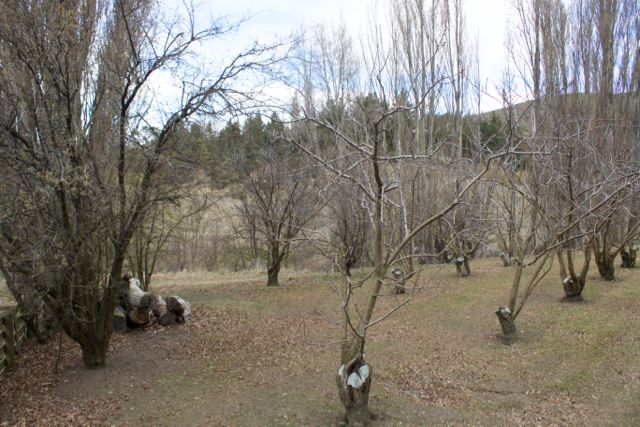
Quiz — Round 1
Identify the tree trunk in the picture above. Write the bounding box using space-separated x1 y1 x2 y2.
495 307 516 340
500 252 510 267
336 360 372 426
454 256 470 277
434 236 449 263
267 263 280 287
562 275 585 301
392 268 406 294
620 247 637 268
594 250 616 281
23 311 52 344
463 257 471 276
344 250 359 277
79 338 107 369
166 296 192 323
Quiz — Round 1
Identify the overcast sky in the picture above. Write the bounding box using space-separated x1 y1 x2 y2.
161 0 514 112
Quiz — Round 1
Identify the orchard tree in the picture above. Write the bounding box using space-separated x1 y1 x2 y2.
492 0 640 339
286 3 512 423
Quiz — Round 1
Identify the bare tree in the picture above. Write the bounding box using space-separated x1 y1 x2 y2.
127 203 178 291
239 122 322 286
492 0 640 339
328 185 370 277
127 192 212 288
286 5 516 422
0 0 285 367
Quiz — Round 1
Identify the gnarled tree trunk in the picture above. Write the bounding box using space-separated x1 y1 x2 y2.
557 245 591 301
562 274 586 301
495 307 516 339
620 247 637 268
594 250 616 281
336 358 372 426
79 339 108 369
454 256 471 277
267 263 281 287
500 252 511 267
391 268 406 294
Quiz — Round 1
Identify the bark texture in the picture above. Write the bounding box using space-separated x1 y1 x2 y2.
562 275 585 301
336 360 372 426
594 250 616 281
454 256 471 277
111 278 190 332
267 263 281 287
620 248 637 268
500 253 511 267
112 306 127 334
495 307 517 339
392 268 406 294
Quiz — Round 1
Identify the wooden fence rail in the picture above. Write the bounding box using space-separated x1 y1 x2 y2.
0 306 27 378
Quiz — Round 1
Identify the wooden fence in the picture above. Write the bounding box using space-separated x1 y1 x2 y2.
0 306 27 378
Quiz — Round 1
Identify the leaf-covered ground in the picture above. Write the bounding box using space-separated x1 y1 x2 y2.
1 258 639 426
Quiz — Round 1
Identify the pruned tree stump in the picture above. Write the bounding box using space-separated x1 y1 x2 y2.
495 306 516 340
454 256 471 277
391 268 406 294
336 360 372 426
562 276 584 302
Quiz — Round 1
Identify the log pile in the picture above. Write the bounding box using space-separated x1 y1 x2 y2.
112 276 191 333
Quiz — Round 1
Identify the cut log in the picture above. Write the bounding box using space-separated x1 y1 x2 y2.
117 278 191 329
159 311 176 326
112 306 127 334
127 278 146 308
152 296 176 326
127 307 150 327
166 296 191 322
140 293 161 311
145 294 163 315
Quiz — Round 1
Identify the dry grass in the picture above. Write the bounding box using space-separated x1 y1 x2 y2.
1 257 639 426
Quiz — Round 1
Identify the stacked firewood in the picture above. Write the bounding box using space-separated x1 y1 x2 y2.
112 275 191 333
